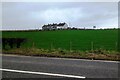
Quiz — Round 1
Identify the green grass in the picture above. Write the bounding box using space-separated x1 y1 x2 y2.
2 29 118 51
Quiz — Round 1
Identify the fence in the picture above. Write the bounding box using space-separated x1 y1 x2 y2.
3 39 118 51
31 41 119 51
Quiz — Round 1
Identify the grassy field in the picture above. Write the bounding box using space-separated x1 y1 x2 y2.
2 29 118 51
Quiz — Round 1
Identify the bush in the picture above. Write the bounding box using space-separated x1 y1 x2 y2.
2 38 27 49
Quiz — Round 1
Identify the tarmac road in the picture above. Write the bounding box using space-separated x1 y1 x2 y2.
1 54 119 78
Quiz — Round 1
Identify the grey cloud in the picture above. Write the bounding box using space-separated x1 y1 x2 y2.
2 2 118 30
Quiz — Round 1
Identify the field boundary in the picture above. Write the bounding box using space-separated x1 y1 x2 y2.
2 47 120 61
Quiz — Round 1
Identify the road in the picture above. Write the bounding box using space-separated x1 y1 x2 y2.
1 54 119 78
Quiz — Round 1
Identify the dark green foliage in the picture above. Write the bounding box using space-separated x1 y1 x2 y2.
2 38 27 49
16 38 27 48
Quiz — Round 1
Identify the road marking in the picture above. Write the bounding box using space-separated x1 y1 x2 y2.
0 68 85 78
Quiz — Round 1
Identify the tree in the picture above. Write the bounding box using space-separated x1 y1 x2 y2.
93 26 96 29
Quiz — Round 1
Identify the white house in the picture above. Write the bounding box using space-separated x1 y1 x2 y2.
42 22 68 30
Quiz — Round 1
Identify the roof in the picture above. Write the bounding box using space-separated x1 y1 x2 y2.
42 23 66 27
57 23 65 26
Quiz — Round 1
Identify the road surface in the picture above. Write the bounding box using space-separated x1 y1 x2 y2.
1 54 119 78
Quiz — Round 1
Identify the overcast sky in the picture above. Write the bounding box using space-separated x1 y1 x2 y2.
2 2 118 30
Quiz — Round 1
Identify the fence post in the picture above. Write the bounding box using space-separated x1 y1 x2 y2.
115 42 118 51
51 42 53 50
70 41 72 52
32 42 35 48
51 40 55 50
91 41 94 53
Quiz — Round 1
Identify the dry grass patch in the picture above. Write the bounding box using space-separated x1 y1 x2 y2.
2 48 120 61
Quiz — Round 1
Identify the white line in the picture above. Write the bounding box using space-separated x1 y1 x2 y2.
0 68 85 78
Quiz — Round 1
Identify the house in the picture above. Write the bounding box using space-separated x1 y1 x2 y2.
42 22 68 30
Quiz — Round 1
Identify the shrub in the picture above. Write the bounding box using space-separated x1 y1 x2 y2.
2 38 27 49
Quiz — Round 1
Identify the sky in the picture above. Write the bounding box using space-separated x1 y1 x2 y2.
2 2 118 30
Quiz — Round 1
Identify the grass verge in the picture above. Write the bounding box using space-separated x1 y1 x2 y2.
2 48 120 61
